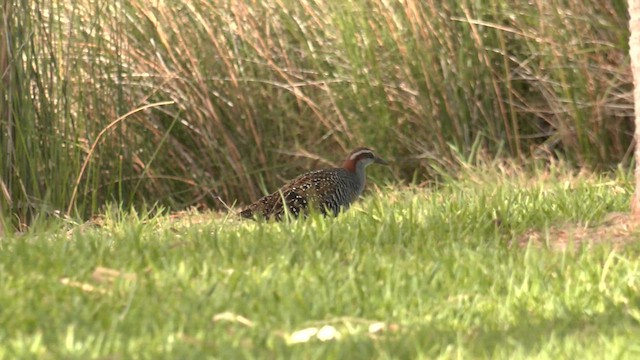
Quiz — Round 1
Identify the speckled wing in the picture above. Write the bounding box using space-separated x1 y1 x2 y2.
240 169 343 220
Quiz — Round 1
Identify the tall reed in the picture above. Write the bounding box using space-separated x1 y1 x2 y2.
0 0 631 224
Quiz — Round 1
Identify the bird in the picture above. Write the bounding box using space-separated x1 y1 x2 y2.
240 147 388 220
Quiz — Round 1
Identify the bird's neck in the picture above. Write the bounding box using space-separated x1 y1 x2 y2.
355 161 368 193
343 159 367 192
342 158 356 173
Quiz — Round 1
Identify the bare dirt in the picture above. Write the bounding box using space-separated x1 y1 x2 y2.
518 212 640 250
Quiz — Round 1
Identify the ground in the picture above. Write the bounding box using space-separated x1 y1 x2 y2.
520 212 639 250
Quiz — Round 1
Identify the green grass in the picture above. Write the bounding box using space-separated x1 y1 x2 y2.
2 167 640 358
0 0 632 224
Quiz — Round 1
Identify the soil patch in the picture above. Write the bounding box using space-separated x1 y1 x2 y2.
518 212 640 250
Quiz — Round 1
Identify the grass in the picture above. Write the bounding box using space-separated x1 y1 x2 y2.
2 166 640 358
0 0 632 224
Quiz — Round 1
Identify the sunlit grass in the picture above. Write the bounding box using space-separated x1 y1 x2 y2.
1 168 639 358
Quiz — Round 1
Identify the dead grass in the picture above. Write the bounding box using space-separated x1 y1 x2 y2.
1 0 632 226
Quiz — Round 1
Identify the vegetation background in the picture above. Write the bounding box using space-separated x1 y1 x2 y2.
0 0 633 224
4 1 640 357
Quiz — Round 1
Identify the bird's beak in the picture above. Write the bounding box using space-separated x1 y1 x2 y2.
374 156 389 165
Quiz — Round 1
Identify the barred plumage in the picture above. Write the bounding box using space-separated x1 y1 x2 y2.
240 148 388 221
